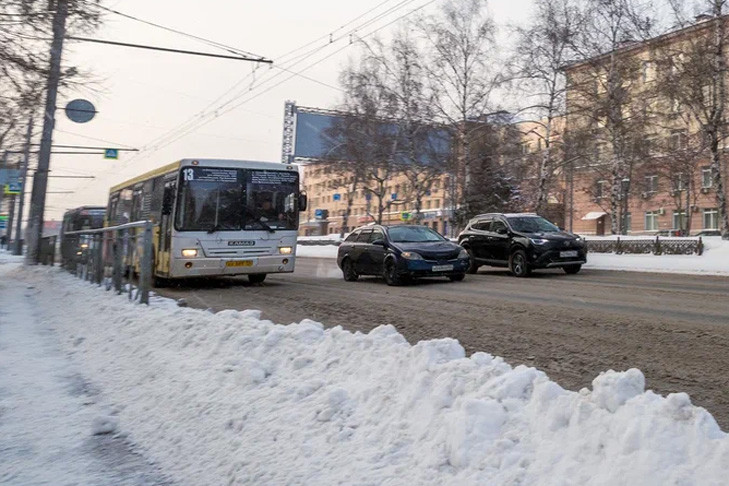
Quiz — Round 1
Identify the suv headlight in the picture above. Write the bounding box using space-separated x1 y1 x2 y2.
458 249 469 259
401 251 423 260
529 238 549 245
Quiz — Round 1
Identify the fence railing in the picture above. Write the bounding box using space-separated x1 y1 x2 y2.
585 236 703 255
53 221 156 304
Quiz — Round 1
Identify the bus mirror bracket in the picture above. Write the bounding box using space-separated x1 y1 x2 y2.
298 194 308 212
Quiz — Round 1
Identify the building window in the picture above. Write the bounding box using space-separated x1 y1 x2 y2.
642 61 655 82
673 211 687 230
702 167 713 188
671 173 686 192
434 199 440 208
622 212 632 233
644 175 658 194
432 221 439 232
669 130 687 151
595 180 606 200
425 200 431 209
645 211 659 231
703 208 719 229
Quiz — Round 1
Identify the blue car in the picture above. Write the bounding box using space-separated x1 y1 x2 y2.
337 224 470 286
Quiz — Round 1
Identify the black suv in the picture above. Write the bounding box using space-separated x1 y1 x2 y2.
457 213 586 277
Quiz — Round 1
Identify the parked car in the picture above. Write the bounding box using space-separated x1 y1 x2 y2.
656 229 685 236
694 229 721 237
337 224 470 285
457 213 586 277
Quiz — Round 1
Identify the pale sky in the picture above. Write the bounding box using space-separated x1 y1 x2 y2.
42 0 533 220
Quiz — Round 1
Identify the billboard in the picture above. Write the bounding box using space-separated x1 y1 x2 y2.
291 106 451 166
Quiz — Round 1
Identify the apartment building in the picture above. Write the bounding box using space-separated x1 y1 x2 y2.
564 15 729 236
299 164 452 237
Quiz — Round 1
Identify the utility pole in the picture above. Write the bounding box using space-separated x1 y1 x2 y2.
0 151 6 246
26 0 68 264
14 115 34 255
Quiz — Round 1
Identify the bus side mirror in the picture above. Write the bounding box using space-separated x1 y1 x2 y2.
298 194 308 212
162 189 174 215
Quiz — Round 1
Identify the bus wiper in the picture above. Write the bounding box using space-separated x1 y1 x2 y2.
242 206 275 233
207 224 221 234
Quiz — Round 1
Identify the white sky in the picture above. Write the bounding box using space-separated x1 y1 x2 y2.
42 0 533 219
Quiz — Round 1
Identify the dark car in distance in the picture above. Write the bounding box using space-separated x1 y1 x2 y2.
337 224 470 285
457 213 586 277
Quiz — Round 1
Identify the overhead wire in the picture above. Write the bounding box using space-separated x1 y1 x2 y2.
67 0 433 194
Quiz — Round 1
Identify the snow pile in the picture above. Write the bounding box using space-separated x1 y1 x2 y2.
4 259 729 485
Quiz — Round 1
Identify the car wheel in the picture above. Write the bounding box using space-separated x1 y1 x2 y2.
449 273 465 282
509 249 531 278
248 273 266 284
465 247 479 274
563 264 582 275
383 259 404 286
342 258 359 282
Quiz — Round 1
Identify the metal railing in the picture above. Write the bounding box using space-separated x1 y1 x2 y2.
585 236 704 255
55 221 156 304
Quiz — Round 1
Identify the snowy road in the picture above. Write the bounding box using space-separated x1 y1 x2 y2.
156 257 729 429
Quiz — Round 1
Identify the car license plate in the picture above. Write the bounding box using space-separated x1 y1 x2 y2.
225 260 253 267
432 264 454 272
560 250 578 258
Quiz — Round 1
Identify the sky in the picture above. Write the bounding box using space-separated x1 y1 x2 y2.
38 0 533 220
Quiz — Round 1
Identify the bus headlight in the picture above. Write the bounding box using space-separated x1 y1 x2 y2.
80 243 89 249
181 249 198 258
279 246 293 254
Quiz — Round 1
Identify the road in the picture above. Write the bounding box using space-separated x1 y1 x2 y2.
156 258 729 429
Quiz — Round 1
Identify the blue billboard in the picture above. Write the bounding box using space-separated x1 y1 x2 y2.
292 107 451 166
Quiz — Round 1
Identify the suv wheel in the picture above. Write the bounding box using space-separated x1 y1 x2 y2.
342 259 359 281
563 264 582 275
465 247 479 274
509 249 531 278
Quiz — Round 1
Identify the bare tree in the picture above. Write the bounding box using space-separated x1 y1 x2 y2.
654 1 729 238
417 0 501 234
359 32 448 224
566 0 659 234
511 0 582 217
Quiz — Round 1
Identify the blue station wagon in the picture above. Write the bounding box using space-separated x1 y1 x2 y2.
337 224 470 285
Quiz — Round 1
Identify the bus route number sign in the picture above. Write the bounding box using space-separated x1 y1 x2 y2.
183 167 237 183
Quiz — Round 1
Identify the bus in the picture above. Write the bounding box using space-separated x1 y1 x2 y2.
59 205 106 268
106 158 306 284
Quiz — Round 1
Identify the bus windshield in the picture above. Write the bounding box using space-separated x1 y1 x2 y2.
175 167 299 232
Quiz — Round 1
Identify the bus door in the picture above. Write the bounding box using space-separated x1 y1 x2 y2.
158 179 176 275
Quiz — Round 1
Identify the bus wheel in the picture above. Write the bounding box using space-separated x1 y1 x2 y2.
248 273 266 284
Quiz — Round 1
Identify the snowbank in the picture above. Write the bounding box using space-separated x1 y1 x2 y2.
2 255 728 486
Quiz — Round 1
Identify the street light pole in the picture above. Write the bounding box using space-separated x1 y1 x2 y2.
26 0 68 264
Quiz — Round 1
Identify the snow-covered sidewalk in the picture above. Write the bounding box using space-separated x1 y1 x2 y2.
1 250 728 485
0 253 171 486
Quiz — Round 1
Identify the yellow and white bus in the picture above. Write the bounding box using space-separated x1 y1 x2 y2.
107 158 306 284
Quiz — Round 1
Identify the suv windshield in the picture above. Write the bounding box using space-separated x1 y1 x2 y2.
506 216 560 234
388 226 445 242
175 167 299 232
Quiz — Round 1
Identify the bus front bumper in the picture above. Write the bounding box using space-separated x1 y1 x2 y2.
170 255 296 277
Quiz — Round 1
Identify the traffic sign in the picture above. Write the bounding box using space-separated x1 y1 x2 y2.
333 193 341 201
65 99 96 123
4 182 21 195
104 148 119 159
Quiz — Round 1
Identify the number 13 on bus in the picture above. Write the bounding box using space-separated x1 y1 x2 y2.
106 159 307 285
